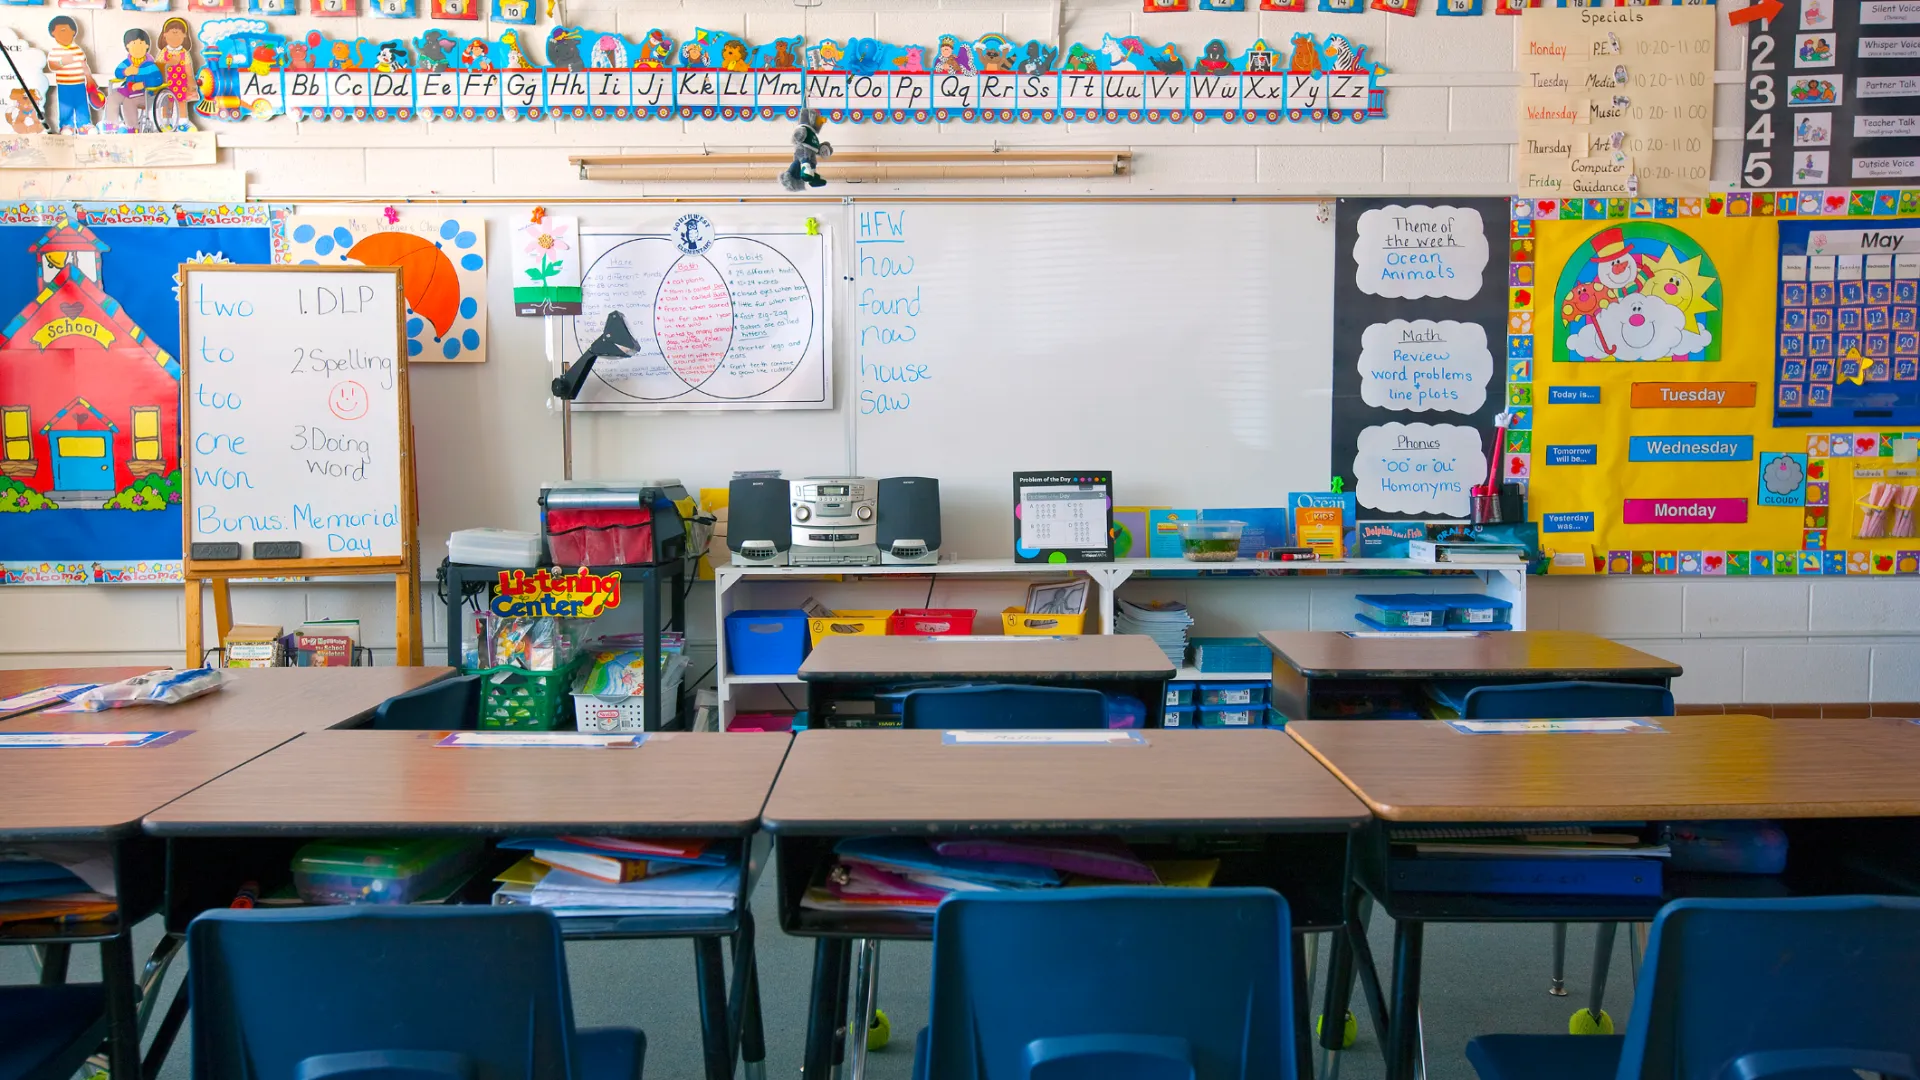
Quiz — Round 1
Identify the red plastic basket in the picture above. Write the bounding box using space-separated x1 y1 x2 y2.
886 608 977 636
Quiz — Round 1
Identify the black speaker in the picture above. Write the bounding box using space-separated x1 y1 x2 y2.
877 476 941 565
727 477 791 566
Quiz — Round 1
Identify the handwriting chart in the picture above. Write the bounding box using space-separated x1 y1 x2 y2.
559 216 830 410
1518 5 1715 198
180 266 410 562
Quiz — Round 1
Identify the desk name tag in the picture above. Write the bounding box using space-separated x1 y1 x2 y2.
435 732 647 748
1446 719 1664 735
942 730 1147 746
1347 631 1486 640
0 684 97 712
0 731 188 749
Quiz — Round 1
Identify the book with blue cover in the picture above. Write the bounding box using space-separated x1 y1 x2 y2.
1389 855 1663 897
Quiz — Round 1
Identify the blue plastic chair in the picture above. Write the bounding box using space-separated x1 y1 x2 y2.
368 675 480 730
187 906 644 1080
1459 680 1674 721
0 984 107 1080
912 888 1295 1080
1466 895 1920 1080
901 685 1107 730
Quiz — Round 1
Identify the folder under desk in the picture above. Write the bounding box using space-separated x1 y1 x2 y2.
1259 630 1681 720
0 666 458 732
760 728 1371 1080
143 729 792 1080
0 728 293 1080
798 635 1176 727
1287 714 1920 1080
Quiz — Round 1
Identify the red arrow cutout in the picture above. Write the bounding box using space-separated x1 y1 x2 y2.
1728 0 1783 27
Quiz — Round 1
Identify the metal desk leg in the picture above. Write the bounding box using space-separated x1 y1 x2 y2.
803 939 851 1080
1578 922 1618 1032
1293 936 1315 1080
1550 922 1568 996
143 986 190 1080
100 933 141 1080
732 914 766 1080
1628 922 1648 989
37 943 70 984
694 936 732 1080
848 939 880 1080
831 937 853 1080
1384 920 1425 1080
444 563 468 667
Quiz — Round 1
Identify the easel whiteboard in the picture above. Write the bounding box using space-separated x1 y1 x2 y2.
848 202 1337 557
180 265 412 569
557 218 832 410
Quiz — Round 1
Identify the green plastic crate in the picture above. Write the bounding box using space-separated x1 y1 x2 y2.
476 659 582 730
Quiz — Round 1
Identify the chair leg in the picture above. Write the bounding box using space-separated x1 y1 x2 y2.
1549 922 1568 996
734 916 767 1080
803 938 849 1080
100 934 141 1080
694 937 732 1080
847 939 879 1080
37 943 70 985
1628 922 1649 989
1573 923 1619 1035
142 983 191 1080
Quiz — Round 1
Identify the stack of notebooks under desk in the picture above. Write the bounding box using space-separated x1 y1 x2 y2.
492 837 738 916
1387 826 1668 897
801 837 1219 914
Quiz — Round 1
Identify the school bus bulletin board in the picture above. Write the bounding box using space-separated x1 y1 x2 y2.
1515 193 1920 577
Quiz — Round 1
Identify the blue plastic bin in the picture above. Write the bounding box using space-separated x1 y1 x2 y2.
1199 705 1262 728
1442 594 1515 627
725 609 810 675
1162 704 1197 729
1164 681 1195 707
1199 682 1269 707
1355 594 1452 629
1190 637 1269 673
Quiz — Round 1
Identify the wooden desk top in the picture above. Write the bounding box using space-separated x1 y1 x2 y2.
1259 630 1682 680
0 730 292 841
1288 715 1920 822
761 729 1369 835
2 666 454 733
799 635 1176 682
0 667 158 719
144 730 793 837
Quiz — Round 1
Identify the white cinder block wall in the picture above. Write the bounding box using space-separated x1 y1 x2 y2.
4 0 1917 704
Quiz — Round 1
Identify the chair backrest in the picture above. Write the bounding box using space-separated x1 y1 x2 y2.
189 906 583 1080
369 675 480 730
1616 896 1920 1080
901 684 1108 730
922 888 1294 1080
1461 680 1674 720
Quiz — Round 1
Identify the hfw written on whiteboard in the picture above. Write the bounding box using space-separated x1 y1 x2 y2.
557 214 832 410
183 268 406 559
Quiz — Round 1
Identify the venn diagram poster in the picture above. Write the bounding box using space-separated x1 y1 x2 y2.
558 215 831 410
1527 214 1792 560
1332 198 1510 520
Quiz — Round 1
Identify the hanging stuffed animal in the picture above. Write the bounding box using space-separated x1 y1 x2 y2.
780 107 832 191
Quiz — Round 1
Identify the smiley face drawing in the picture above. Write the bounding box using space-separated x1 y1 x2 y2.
329 380 370 421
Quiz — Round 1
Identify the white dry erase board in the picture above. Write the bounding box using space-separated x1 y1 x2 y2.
557 217 832 410
848 202 1337 558
179 265 413 571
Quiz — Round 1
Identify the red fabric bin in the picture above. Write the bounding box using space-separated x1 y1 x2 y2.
545 506 654 566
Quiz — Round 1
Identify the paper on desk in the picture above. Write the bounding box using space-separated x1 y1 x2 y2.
942 730 1147 746
1447 718 1664 735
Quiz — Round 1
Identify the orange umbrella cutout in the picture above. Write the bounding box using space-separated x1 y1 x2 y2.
346 232 461 339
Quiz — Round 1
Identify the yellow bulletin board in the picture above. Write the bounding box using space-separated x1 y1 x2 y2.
1515 195 1920 577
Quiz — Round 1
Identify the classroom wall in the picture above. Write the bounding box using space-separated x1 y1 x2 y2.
5 0 1918 704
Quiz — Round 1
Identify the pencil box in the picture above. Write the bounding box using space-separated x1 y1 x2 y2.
1388 854 1663 897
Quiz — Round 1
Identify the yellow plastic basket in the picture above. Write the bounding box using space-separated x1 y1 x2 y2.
1000 607 1086 636
808 609 894 645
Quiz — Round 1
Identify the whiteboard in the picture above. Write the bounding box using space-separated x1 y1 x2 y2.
559 217 832 410
181 265 411 566
850 202 1336 558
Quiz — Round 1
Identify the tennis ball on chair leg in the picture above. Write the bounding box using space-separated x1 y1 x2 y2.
867 1008 891 1050
1568 1008 1614 1035
1315 1011 1358 1049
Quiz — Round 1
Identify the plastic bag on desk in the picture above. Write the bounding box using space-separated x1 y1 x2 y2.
69 668 224 711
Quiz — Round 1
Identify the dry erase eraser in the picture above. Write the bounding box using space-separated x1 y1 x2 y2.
252 541 303 560
191 543 242 560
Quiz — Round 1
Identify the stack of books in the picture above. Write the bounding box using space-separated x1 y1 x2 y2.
223 624 283 667
800 836 1217 914
290 619 360 667
0 853 115 929
491 836 737 916
1114 599 1193 666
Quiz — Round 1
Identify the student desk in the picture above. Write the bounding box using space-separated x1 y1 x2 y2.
0 729 292 1080
760 727 1371 1080
0 665 455 732
143 729 790 1080
0 667 156 719
1287 715 1920 1080
798 634 1176 727
1259 630 1681 720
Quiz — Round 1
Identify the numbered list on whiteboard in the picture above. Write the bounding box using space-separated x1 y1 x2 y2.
1518 5 1715 198
185 271 404 559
